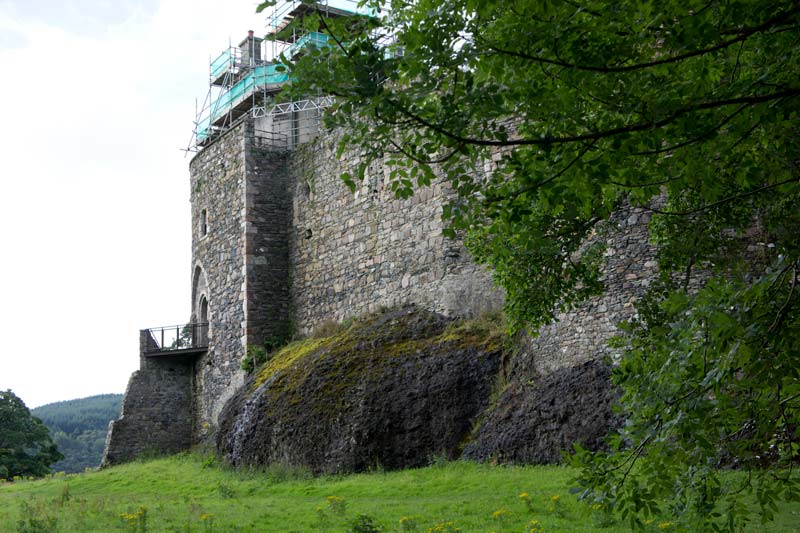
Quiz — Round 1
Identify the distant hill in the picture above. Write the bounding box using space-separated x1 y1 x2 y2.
32 393 123 473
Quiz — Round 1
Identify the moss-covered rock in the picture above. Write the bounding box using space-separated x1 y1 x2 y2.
216 307 505 474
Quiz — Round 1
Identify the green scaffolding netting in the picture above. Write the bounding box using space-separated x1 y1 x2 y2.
210 49 234 80
198 64 290 140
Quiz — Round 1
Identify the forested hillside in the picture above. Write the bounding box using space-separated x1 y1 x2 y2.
32 394 122 473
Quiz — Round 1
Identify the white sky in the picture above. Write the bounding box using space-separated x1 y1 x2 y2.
0 0 267 408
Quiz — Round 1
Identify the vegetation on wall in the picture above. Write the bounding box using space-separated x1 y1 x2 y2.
258 0 800 529
0 390 63 480
32 394 122 474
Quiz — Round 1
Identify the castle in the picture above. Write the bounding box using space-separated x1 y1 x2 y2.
102 1 501 464
102 1 660 467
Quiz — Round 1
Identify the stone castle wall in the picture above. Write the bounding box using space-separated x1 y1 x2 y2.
511 205 658 379
102 334 194 465
185 119 655 435
289 138 502 334
242 124 293 347
108 114 664 465
189 121 249 434
185 120 502 432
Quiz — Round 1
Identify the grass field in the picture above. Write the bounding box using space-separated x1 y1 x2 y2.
1 454 798 532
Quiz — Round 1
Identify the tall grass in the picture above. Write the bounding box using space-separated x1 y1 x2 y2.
1 454 797 532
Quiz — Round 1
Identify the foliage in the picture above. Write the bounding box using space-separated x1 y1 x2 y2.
348 512 384 532
15 500 58 533
327 494 348 516
311 318 350 338
399 515 419 531
523 519 545 533
32 394 122 474
256 0 800 528
0 391 63 481
242 336 293 373
168 324 193 349
571 263 800 530
241 344 268 373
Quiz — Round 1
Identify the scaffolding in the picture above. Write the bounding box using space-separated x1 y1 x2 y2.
188 0 376 152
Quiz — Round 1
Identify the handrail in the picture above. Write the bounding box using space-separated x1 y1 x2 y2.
143 323 209 354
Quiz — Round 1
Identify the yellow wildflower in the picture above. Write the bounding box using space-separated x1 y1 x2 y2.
524 518 544 533
492 508 509 519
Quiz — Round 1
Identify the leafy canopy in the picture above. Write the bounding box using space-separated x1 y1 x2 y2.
0 390 63 480
258 0 799 529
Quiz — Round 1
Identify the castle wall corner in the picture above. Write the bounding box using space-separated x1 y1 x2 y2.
189 120 249 434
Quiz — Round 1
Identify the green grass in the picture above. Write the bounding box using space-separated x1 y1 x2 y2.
1 454 798 532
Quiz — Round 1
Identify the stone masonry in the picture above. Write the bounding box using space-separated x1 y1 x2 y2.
104 112 503 466
105 109 660 464
102 332 194 465
289 137 503 334
512 205 659 379
188 120 250 438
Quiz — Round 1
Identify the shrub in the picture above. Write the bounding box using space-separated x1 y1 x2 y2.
348 513 383 532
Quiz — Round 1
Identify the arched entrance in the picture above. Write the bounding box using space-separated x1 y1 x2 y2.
192 264 210 347
198 295 209 346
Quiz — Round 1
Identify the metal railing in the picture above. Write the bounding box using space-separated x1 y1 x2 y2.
210 47 241 82
196 64 291 141
143 323 208 354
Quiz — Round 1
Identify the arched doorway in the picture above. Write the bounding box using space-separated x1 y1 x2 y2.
192 264 210 347
198 295 209 346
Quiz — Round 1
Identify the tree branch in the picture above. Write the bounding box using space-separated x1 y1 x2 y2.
386 89 800 148
643 176 798 217
387 138 462 165
314 8 352 58
478 7 799 73
630 104 751 156
768 261 797 334
484 139 598 203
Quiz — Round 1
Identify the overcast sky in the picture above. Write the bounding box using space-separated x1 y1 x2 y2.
0 0 267 408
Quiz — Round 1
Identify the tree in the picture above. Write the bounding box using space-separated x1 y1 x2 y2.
32 394 123 473
258 0 799 529
0 390 63 480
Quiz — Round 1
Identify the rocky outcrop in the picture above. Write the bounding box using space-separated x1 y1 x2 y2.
463 359 620 464
216 307 504 474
